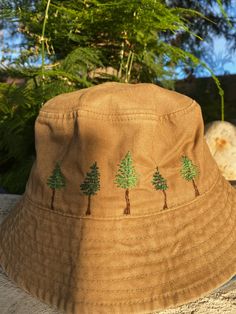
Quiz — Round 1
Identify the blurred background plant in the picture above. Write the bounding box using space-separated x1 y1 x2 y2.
0 0 235 193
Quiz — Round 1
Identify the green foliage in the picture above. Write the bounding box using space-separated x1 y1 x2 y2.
152 167 168 191
0 0 233 192
47 162 66 189
80 162 100 196
114 151 138 189
0 69 77 193
1 0 232 87
180 155 199 181
0 81 39 193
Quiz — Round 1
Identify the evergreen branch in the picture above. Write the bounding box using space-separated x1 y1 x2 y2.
0 64 39 79
114 151 138 189
216 0 233 27
170 7 216 25
49 3 79 16
62 47 103 70
80 162 100 196
47 162 66 190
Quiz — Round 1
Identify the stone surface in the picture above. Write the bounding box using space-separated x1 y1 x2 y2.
204 120 236 181
154 280 236 314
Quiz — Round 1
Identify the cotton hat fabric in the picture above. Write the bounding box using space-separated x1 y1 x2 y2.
0 82 236 314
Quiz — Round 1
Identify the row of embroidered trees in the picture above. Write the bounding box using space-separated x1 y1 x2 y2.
47 151 200 215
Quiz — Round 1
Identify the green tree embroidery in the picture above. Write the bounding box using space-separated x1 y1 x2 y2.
114 151 138 215
80 161 100 216
47 162 66 210
180 155 200 197
151 166 168 210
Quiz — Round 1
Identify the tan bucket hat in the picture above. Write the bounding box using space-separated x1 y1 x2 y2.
0 81 236 314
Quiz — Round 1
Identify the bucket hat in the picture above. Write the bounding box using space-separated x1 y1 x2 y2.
0 81 236 314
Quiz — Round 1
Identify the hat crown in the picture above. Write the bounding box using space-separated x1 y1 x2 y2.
26 82 219 217
42 82 192 115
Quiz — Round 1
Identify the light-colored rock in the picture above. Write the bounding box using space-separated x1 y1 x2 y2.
153 280 236 314
0 194 22 224
204 120 236 180
0 266 62 314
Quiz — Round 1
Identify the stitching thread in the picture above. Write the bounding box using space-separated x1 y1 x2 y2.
18 182 228 245
38 99 196 120
23 170 221 222
2 186 232 275
1 192 235 307
2 255 236 307
1 194 236 296
21 170 222 234
2 190 234 286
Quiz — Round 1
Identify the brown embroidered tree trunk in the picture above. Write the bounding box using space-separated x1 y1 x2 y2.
51 188 55 210
192 179 200 197
124 188 131 215
86 194 91 215
162 190 168 209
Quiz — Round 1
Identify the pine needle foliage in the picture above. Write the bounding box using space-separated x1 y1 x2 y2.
114 151 138 189
80 162 100 196
47 162 66 190
180 155 200 196
180 156 199 181
114 151 138 215
47 161 65 210
152 167 168 191
151 166 168 210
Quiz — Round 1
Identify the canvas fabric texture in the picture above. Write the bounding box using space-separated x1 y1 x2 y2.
0 82 236 314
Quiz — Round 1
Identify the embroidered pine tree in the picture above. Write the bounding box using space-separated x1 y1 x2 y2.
114 151 138 215
180 155 200 197
151 167 168 210
80 162 100 216
47 162 66 210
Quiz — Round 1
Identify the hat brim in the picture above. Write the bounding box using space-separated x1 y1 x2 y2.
0 172 236 314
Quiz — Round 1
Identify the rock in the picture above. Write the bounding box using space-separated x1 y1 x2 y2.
204 120 236 181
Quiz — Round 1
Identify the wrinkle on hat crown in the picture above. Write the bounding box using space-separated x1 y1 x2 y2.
0 81 236 314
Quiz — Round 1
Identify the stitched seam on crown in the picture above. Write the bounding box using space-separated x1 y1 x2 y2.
38 99 196 120
20 181 228 244
1 194 235 294
24 170 221 221
41 83 193 113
